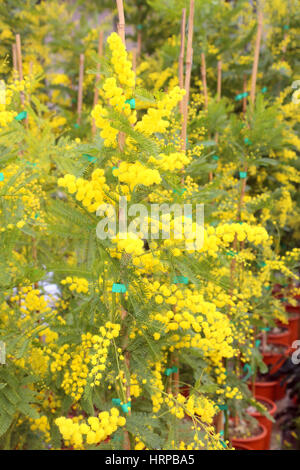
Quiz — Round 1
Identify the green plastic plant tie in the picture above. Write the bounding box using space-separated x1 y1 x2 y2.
164 366 178 376
258 261 266 268
239 171 247 179
264 285 271 291
34 213 39 219
0 173 4 182
173 276 189 284
283 25 289 30
112 283 127 293
235 93 242 101
112 398 121 406
261 87 267 93
260 327 270 332
120 402 131 413
15 111 27 121
218 404 228 411
125 98 135 109
212 155 219 161
74 123 80 129
82 154 96 163
226 250 236 257
137 24 143 30
244 137 252 145
173 188 186 196
255 339 261 347
242 364 253 382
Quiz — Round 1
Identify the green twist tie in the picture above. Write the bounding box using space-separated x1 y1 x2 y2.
173 276 189 284
283 25 289 30
34 213 39 219
173 188 186 196
244 137 252 145
260 327 270 332
121 402 131 413
239 171 247 179
264 285 271 291
82 154 96 163
125 98 135 109
280 297 287 302
164 366 178 376
226 250 236 257
15 111 27 121
112 398 121 406
258 261 266 268
212 155 219 161
112 283 127 293
255 339 261 347
0 173 4 182
261 87 267 93
242 364 253 382
74 123 80 129
218 404 228 411
137 24 143 30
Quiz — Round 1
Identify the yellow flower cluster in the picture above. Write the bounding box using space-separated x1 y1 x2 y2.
113 161 162 190
149 152 190 172
30 416 51 442
135 86 185 135
55 408 126 449
58 169 108 213
107 32 135 89
61 276 89 294
112 232 144 256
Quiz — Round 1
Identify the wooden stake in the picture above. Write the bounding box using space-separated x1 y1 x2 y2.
77 53 84 125
217 60 222 102
201 52 208 110
137 30 142 55
12 44 17 72
132 48 137 73
242 73 247 115
92 31 104 136
15 34 25 106
250 9 263 107
181 0 194 152
179 8 186 116
116 0 126 45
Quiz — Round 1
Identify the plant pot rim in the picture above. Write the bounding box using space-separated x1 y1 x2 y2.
231 423 268 444
248 395 277 416
248 379 278 386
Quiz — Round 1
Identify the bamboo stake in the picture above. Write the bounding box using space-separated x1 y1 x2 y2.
116 0 126 45
179 8 186 116
249 9 263 107
201 52 208 110
12 44 17 72
92 31 104 136
137 30 142 56
242 73 247 116
77 53 84 125
132 48 137 73
15 34 25 106
181 0 194 152
217 59 222 102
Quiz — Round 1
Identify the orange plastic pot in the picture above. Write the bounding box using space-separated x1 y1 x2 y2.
248 380 277 401
233 443 253 450
285 304 300 315
267 328 290 346
275 378 287 401
248 396 277 449
277 314 300 345
262 339 289 374
231 423 268 451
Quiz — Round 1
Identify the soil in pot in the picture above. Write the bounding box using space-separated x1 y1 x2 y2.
229 419 267 451
260 340 289 374
247 395 277 449
267 327 290 346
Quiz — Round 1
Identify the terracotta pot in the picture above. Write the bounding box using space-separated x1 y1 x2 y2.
262 339 289 374
233 443 253 450
231 423 268 451
277 314 300 345
248 380 278 402
285 304 300 315
247 395 277 449
267 328 290 346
